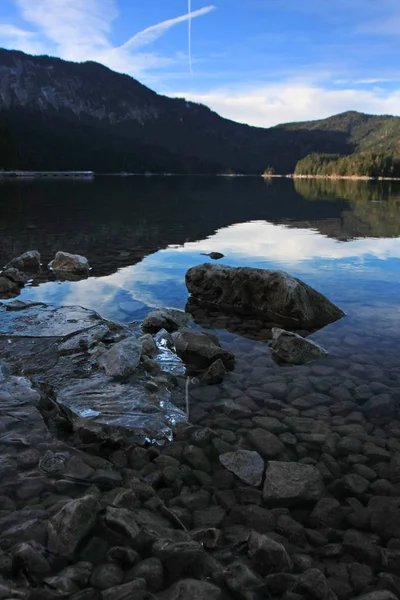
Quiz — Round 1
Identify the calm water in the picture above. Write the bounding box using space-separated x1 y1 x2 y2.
1 175 400 377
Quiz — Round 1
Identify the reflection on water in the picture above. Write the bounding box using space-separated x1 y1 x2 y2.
1 175 400 357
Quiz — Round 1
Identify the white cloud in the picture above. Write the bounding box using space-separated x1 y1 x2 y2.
169 83 400 126
4 0 215 78
0 23 45 54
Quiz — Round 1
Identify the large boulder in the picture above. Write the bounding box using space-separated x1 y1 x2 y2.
142 308 192 334
49 251 90 274
6 250 41 271
172 328 235 371
271 327 327 364
263 461 325 505
186 264 344 331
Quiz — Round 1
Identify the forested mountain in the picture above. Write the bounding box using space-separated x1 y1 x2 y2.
0 48 400 173
294 152 400 178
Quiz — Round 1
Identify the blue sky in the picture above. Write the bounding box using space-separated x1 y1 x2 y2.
1 0 400 126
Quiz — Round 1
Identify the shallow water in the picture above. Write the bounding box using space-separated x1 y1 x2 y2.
1 176 400 596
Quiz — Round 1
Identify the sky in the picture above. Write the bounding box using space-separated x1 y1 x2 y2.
1 0 400 127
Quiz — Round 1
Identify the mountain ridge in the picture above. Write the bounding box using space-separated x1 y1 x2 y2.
0 47 399 173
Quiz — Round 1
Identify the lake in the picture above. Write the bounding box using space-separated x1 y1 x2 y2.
1 176 400 594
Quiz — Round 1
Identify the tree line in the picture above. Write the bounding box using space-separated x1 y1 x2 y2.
294 152 400 178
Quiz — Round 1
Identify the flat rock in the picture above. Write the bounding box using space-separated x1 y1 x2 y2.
271 327 327 364
247 429 285 458
220 450 264 486
263 461 325 505
186 264 344 331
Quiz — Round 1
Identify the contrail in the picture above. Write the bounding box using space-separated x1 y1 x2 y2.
188 0 193 75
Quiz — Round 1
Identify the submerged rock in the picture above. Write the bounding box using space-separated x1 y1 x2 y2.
172 327 235 371
220 450 264 486
6 250 41 271
271 327 328 364
263 461 325 505
186 264 344 331
47 495 100 559
201 358 227 384
142 308 192 334
49 251 90 274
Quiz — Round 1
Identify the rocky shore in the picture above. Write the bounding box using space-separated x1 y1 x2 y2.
0 258 399 600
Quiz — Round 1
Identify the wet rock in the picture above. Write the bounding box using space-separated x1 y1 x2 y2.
45 562 93 595
139 334 158 357
309 498 345 529
98 336 142 378
263 461 325 505
369 496 400 541
185 264 344 330
353 593 398 600
224 559 264 600
247 429 285 458
363 395 395 423
3 267 29 286
271 328 327 365
156 579 223 600
193 506 225 529
6 250 40 271
191 527 221 549
201 252 225 260
252 416 288 435
101 578 146 600
348 562 374 593
248 531 292 575
183 445 211 472
47 495 100 559
343 529 381 566
220 450 264 486
130 557 163 592
11 541 51 578
70 590 101 600
342 473 370 495
106 546 138 567
201 358 227 384
152 539 208 582
172 328 235 371
103 507 140 542
142 308 192 334
292 568 335 600
225 505 275 534
49 251 90 273
90 563 124 589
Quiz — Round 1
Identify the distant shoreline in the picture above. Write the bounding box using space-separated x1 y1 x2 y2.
0 171 94 179
264 174 400 181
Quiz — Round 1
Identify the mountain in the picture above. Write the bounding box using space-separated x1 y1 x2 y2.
0 48 399 173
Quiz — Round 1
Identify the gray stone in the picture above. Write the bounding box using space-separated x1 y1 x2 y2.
363 395 395 422
201 358 227 384
247 429 285 458
6 250 40 271
185 264 344 330
48 495 100 559
183 445 211 472
224 559 263 600
308 498 345 529
103 507 140 542
49 251 90 273
369 496 400 541
90 563 124 589
271 328 327 364
130 558 163 592
142 308 192 333
353 593 398 600
11 541 51 576
263 461 324 505
248 531 292 575
156 579 223 600
292 568 334 600
252 416 288 435
98 336 142 378
3 267 29 285
220 450 264 486
139 334 158 357
106 546 138 566
45 562 93 595
101 578 146 600
172 328 235 370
